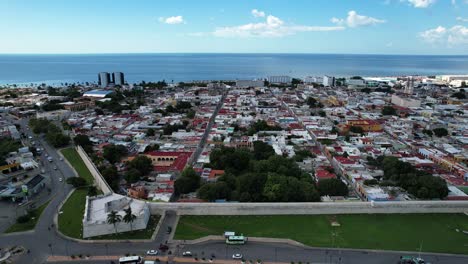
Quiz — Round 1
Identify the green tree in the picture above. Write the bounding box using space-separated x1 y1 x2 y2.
66 177 87 188
73 134 92 147
123 207 137 231
87 186 98 196
349 126 364 134
124 168 141 183
106 210 122 234
146 128 155 137
253 141 275 160
144 144 160 152
317 178 348 196
432 128 448 137
127 155 153 176
175 167 201 194
381 106 397 116
103 144 128 164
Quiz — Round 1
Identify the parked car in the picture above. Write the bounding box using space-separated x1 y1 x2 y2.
59 178 63 182
166 226 172 234
158 244 169 252
146 250 158 255
182 251 192 257
232 253 243 259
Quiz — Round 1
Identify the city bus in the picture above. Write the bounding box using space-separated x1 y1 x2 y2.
226 235 247 245
119 256 143 264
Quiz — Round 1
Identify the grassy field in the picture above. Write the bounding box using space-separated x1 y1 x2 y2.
458 186 468 195
5 201 50 233
57 189 87 238
60 148 94 184
87 215 161 240
175 214 468 254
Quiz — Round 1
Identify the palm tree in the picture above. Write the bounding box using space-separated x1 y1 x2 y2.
107 210 122 234
123 207 137 231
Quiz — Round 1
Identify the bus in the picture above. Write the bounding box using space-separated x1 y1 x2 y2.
119 256 143 264
226 235 247 245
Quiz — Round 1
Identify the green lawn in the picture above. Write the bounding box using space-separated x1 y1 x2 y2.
57 189 87 238
175 214 468 254
458 186 468 195
5 201 50 233
60 148 94 184
86 215 161 240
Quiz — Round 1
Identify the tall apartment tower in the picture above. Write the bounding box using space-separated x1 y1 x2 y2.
98 72 111 88
404 76 414 95
323 75 336 87
112 72 125 86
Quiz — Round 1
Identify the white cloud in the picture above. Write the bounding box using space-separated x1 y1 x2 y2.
419 26 446 43
456 17 468 22
251 9 265 18
447 25 468 44
331 11 386 28
406 0 436 8
159 16 185 25
420 25 468 45
211 15 344 38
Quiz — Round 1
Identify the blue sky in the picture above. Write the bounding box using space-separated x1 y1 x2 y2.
0 0 467 54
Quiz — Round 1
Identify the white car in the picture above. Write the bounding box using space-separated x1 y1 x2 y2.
182 251 192 257
146 250 158 255
232 253 243 259
60 157 63 161
59 178 63 182
53 166 57 170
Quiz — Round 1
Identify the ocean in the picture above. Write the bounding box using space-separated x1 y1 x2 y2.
0 53 467 86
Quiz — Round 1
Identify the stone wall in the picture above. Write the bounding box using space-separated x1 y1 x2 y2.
148 201 468 215
76 146 113 195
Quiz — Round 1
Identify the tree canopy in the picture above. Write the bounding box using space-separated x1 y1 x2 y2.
380 156 448 199
317 178 348 196
174 167 201 195
103 144 128 164
203 146 320 202
381 106 397 116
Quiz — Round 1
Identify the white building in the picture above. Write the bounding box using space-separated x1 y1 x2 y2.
323 76 335 87
36 109 71 121
391 94 421 108
268 76 292 84
82 193 150 238
236 80 265 88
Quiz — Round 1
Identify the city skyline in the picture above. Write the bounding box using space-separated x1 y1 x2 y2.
0 0 467 55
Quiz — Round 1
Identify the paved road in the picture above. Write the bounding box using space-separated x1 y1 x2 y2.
177 241 468 264
189 91 227 167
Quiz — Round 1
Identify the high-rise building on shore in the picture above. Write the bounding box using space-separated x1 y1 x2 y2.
112 72 125 86
98 72 111 88
323 75 336 87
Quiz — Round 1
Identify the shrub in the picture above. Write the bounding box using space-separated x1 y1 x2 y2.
16 214 31 224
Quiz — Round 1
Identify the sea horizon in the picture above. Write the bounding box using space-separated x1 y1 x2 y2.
1 53 468 86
